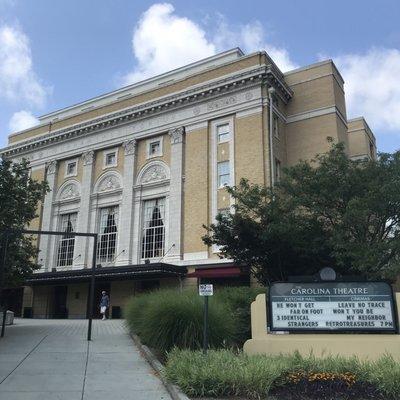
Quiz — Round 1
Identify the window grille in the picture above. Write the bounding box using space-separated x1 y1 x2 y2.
56 213 77 267
66 161 77 177
217 161 230 187
105 152 116 166
275 158 281 182
141 198 165 259
149 141 160 156
97 206 118 263
273 114 279 138
217 124 230 142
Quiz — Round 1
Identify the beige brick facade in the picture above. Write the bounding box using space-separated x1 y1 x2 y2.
2 49 377 318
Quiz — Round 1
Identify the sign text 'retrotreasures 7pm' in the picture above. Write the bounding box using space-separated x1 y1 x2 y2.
269 282 397 332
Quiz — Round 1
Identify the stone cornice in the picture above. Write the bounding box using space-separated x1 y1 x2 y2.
2 66 292 157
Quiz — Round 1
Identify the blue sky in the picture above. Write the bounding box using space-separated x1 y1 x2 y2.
1 0 399 152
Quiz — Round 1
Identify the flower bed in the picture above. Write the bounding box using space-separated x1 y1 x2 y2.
165 349 400 399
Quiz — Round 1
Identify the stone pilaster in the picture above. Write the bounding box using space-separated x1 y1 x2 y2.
38 160 57 271
166 127 185 261
73 150 95 269
116 139 137 266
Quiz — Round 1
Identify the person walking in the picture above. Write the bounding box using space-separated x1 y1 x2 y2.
100 291 110 320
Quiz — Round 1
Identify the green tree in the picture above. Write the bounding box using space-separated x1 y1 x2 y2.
0 158 49 288
203 142 400 284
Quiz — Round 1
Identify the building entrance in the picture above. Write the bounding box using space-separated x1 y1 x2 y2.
88 282 111 319
50 286 68 318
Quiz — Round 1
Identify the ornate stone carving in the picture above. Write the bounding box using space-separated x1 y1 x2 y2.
82 150 94 166
193 106 201 116
141 165 167 184
46 160 57 175
168 127 185 144
59 183 79 200
98 175 121 192
123 139 137 156
207 96 237 111
245 91 254 100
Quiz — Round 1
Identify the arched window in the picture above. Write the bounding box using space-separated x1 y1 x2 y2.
56 213 77 267
141 198 165 259
97 206 119 264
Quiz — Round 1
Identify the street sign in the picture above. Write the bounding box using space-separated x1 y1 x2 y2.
199 284 213 296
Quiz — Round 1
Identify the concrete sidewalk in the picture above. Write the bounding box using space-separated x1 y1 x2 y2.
0 318 172 400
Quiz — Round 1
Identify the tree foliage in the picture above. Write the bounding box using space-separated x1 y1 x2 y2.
0 158 49 287
203 142 400 284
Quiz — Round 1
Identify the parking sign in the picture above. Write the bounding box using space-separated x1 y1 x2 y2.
199 284 213 296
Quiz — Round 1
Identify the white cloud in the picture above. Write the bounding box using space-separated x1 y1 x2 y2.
122 3 297 85
334 48 400 132
0 23 49 108
213 18 298 72
122 3 216 84
9 110 40 132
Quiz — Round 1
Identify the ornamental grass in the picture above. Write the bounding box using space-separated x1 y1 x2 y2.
165 349 400 399
124 286 264 352
124 288 236 352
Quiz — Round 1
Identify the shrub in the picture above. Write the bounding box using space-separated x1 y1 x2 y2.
165 349 399 399
124 289 236 353
214 286 265 345
124 289 152 336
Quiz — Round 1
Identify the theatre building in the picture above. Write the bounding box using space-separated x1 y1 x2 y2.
1 48 376 319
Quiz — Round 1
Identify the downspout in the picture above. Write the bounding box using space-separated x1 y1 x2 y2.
268 87 276 188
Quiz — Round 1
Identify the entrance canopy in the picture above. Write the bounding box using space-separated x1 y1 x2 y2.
187 264 245 278
26 263 187 285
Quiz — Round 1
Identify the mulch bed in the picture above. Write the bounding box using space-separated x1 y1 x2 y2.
270 380 386 400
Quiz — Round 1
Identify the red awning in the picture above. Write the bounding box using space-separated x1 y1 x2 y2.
187 267 243 278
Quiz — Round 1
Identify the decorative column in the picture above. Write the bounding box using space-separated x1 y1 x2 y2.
38 160 57 271
115 139 137 266
166 127 185 261
73 150 95 269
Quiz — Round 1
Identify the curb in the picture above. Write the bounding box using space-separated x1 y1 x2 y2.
130 333 190 400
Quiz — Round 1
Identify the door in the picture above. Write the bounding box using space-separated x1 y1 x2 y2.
87 282 111 319
51 286 68 318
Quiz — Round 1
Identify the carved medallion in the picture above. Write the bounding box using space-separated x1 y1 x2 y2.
193 107 201 116
245 91 254 100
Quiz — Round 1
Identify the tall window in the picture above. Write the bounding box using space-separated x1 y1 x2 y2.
56 213 77 267
217 161 230 187
275 158 281 182
141 198 165 259
97 206 118 263
217 124 230 143
273 114 279 138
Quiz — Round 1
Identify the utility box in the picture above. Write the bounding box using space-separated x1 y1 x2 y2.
0 310 14 325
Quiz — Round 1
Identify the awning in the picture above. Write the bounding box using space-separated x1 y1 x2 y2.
187 266 244 278
26 263 187 285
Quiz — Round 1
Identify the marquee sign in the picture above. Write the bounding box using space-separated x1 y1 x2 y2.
269 282 397 333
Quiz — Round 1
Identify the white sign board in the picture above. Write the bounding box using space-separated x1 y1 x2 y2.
269 282 396 332
199 284 213 296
